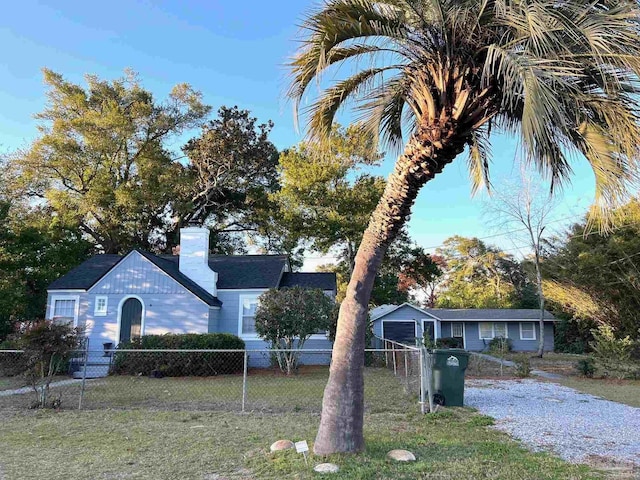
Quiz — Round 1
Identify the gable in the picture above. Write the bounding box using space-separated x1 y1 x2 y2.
89 251 197 296
372 303 439 322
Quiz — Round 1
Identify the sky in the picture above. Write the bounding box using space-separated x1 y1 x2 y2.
1 0 599 270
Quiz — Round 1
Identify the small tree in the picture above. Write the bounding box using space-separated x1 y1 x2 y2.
10 320 82 408
255 287 335 375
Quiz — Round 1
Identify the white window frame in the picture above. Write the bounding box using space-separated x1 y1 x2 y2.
238 293 261 339
94 296 108 316
478 322 509 340
382 320 418 344
451 322 464 338
48 295 80 327
519 322 537 341
115 295 146 345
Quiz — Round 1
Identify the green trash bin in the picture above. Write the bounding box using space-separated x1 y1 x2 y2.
431 349 470 407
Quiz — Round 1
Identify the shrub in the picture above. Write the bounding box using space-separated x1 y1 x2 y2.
255 287 335 374
514 354 531 378
436 337 464 349
3 320 83 408
575 357 596 378
554 318 593 354
589 325 639 379
113 333 245 377
488 337 512 354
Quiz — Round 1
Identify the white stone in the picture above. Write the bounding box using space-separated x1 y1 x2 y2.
313 463 340 473
270 439 294 452
387 449 416 462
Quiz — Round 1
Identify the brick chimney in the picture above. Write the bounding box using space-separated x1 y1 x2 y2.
178 226 218 296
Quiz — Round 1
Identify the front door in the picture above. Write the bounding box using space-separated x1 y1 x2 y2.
423 321 435 342
119 298 142 343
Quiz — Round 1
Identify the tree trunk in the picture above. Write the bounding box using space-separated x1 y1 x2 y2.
313 131 465 455
534 252 546 357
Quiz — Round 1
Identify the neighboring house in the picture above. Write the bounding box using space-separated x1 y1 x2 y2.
46 226 336 374
371 303 555 352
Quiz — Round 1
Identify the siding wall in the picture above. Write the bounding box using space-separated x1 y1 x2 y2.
48 252 211 351
372 305 435 340
462 321 554 352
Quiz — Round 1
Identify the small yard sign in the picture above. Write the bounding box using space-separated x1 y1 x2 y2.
295 440 309 464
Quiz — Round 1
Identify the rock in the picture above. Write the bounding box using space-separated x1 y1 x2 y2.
387 449 416 462
270 440 294 452
313 463 340 474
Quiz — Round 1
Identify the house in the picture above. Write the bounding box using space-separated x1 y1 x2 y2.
46 226 336 374
370 303 555 352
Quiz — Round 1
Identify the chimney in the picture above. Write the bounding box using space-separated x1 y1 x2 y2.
178 226 218 296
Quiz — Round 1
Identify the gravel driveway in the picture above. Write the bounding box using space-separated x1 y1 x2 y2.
465 379 640 468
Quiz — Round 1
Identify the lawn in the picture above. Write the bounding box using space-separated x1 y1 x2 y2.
0 367 601 480
557 376 640 408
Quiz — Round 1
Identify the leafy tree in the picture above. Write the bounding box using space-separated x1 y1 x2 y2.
289 0 640 453
173 106 280 253
273 125 384 273
0 200 92 339
436 236 526 308
543 199 640 340
254 287 336 375
8 69 209 254
398 250 444 307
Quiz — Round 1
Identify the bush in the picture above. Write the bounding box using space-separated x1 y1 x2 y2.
113 333 245 377
575 357 596 378
436 337 464 349
488 337 512 354
554 318 593 354
514 354 531 378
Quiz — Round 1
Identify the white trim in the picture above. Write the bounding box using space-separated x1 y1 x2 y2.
462 322 467 349
115 295 146 345
47 289 86 293
48 294 81 327
238 293 261 339
218 288 268 293
451 322 464 339
478 321 509 340
519 321 537 341
94 295 108 316
382 319 418 343
421 318 436 341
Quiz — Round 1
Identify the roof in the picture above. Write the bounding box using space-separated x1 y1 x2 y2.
48 255 123 290
426 308 556 320
136 251 222 307
370 303 556 321
279 272 337 291
49 251 334 305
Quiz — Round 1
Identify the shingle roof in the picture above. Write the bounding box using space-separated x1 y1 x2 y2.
369 303 556 321
279 272 337 291
426 308 556 320
136 251 221 307
156 254 289 289
48 255 123 290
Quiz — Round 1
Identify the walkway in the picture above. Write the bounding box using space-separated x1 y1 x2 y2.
0 379 82 397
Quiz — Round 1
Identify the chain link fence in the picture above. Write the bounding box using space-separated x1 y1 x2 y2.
0 347 428 414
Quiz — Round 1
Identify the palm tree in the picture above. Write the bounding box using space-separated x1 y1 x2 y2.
288 0 640 454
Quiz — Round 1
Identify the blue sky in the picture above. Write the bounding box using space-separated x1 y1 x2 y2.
1 0 598 268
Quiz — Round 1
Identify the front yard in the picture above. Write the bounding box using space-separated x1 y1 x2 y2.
0 365 603 480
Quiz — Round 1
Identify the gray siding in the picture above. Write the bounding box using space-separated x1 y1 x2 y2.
372 305 434 340
462 321 554 352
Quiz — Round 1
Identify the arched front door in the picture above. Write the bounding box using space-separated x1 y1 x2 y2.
119 298 143 343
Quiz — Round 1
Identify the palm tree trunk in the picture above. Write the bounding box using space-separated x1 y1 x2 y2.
314 133 465 455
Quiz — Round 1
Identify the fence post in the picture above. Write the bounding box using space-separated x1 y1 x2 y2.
404 349 408 379
392 343 397 376
419 347 426 414
78 340 89 410
384 340 389 367
241 350 248 412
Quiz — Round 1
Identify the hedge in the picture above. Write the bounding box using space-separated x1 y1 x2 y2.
112 333 245 377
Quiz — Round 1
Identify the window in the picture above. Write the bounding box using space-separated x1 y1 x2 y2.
520 322 536 340
94 296 108 316
479 322 509 340
239 295 260 336
479 322 494 340
494 322 508 338
452 323 463 338
51 296 78 325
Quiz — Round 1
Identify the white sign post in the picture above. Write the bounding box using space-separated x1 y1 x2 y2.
295 440 309 465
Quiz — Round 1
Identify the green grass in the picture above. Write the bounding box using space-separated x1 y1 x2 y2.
557 376 640 408
0 407 599 480
0 367 602 479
